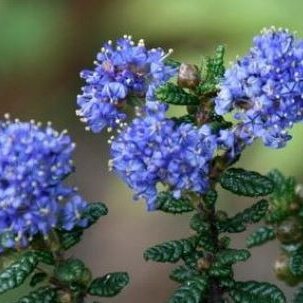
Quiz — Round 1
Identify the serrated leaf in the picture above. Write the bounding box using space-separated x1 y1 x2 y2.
29 272 48 287
293 286 303 303
156 192 194 214
268 170 296 207
15 286 56 303
144 237 197 263
88 272 129 297
84 202 108 228
220 168 274 197
246 226 276 248
218 200 269 233
190 213 210 234
156 83 200 106
289 250 303 277
170 265 200 283
216 249 251 265
57 229 83 250
203 189 218 207
208 264 232 278
55 259 86 284
230 281 286 303
34 251 55 266
198 45 225 96
169 277 209 303
0 251 38 294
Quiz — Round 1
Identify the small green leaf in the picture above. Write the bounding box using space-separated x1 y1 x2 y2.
218 200 269 233
144 237 197 263
289 250 303 277
198 45 225 96
190 213 210 234
169 277 209 303
220 168 274 197
57 229 83 250
55 259 86 284
88 272 129 297
15 287 56 303
293 286 303 303
203 189 218 207
0 251 38 294
230 281 286 303
170 265 200 283
216 249 251 265
246 226 276 248
208 264 232 278
156 192 194 214
34 251 55 266
84 202 108 228
29 272 48 287
156 83 200 106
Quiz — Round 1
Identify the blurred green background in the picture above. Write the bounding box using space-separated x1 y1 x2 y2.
1 0 303 302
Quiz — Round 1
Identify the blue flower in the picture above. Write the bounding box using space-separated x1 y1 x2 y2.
0 117 88 252
77 36 177 133
215 28 303 148
60 195 88 231
110 102 218 210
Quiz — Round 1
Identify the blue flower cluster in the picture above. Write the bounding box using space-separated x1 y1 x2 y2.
110 102 236 210
215 28 303 148
0 117 88 252
77 36 177 133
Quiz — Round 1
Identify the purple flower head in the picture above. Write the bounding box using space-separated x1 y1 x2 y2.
60 195 88 231
77 36 177 133
110 102 218 210
0 117 88 252
215 28 303 148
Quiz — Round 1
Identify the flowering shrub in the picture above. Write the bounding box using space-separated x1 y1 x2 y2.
2 27 303 303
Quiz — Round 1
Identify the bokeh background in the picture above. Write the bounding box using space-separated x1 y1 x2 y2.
1 0 303 302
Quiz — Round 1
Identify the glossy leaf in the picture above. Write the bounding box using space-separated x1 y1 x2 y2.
88 272 129 297
220 168 274 197
246 226 276 248
144 237 197 263
156 192 194 214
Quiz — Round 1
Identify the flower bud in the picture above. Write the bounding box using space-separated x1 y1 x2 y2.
178 63 200 89
276 217 302 244
274 254 301 286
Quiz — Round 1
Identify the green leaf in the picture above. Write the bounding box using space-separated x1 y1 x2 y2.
218 200 269 233
15 287 56 303
156 83 200 106
190 213 210 234
289 250 303 277
268 170 296 207
216 249 251 265
88 272 129 297
220 168 274 197
0 251 38 294
171 114 196 125
293 286 303 303
55 258 86 284
144 237 197 263
57 229 83 250
84 202 108 228
203 189 218 207
230 281 286 303
246 226 276 248
169 276 209 303
156 192 194 214
198 45 225 96
34 251 55 266
29 272 48 287
208 264 232 278
170 265 200 283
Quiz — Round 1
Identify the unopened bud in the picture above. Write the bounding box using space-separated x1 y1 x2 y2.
178 63 200 89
